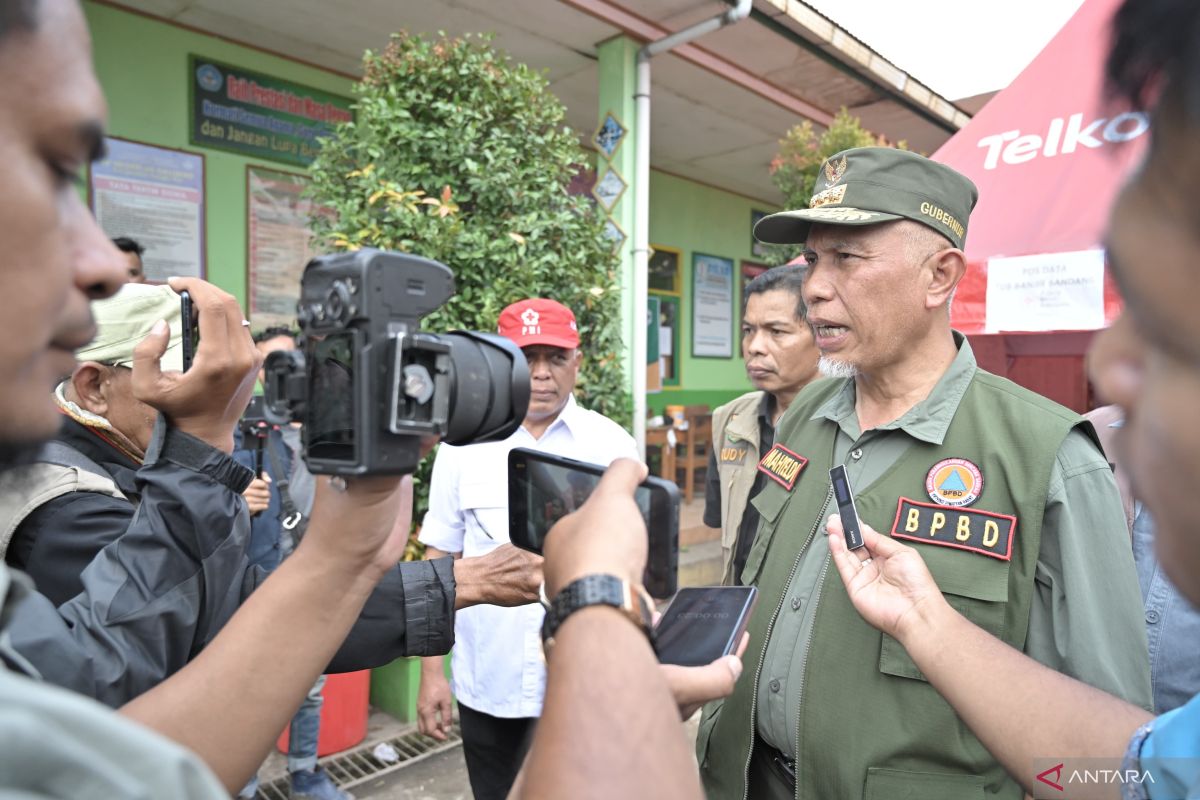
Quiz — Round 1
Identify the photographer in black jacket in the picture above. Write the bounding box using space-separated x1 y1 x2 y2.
0 281 540 707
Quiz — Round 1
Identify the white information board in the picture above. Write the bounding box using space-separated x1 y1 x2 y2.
985 249 1106 333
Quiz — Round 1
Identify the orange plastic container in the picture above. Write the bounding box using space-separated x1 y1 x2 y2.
277 670 370 757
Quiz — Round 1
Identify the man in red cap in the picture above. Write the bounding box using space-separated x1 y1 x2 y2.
416 298 637 800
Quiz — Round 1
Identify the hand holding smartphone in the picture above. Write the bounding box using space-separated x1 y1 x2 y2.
508 448 680 597
654 586 757 666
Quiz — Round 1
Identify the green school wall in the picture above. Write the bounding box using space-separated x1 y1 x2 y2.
84 1 355 307
87 3 776 409
645 170 774 414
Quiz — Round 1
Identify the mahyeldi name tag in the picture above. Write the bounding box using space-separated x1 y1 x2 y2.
757 444 808 491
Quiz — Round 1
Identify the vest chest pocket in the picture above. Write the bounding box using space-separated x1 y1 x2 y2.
739 483 794 584
865 767 986 800
879 543 1011 681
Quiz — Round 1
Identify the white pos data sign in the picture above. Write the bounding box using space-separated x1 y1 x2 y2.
984 249 1105 333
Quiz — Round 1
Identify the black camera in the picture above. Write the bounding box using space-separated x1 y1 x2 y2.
262 249 530 476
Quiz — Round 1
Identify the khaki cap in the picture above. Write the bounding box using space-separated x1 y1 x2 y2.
76 283 184 372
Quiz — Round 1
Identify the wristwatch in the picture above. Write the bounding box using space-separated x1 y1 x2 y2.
541 574 654 653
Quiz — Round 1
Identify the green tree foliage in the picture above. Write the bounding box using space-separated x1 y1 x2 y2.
307 32 630 554
764 108 901 264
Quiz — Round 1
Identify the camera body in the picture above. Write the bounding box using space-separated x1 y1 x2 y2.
264 249 530 476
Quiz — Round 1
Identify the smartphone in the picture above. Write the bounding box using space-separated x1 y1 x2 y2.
508 448 680 598
179 290 199 372
654 586 758 667
829 464 865 550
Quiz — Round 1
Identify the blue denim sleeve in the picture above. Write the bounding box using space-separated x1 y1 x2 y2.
1121 693 1200 800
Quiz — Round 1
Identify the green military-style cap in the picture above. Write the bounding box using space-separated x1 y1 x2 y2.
753 146 979 250
76 283 185 372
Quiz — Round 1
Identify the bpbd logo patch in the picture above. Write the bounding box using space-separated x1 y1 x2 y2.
925 457 983 507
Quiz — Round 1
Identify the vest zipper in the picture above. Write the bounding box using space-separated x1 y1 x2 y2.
741 486 833 800
792 554 831 800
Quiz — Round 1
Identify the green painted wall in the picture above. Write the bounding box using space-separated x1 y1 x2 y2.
646 170 777 413
84 1 355 306
86 4 780 413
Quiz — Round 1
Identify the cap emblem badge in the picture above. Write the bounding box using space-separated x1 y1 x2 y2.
521 308 541 335
824 154 848 186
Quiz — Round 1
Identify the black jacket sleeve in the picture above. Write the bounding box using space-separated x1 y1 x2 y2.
8 416 458 705
7 417 255 707
324 556 456 672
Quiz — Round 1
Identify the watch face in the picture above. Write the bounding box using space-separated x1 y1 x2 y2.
542 575 651 649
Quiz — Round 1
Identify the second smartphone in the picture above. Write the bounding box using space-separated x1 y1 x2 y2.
654 585 758 666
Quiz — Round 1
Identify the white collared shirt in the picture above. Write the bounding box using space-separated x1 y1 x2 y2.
419 395 638 718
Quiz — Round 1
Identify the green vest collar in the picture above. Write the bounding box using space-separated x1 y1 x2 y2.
810 331 978 446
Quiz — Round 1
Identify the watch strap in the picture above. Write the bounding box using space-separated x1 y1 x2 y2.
541 574 653 649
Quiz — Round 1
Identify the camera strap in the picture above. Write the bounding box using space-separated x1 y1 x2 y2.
264 433 303 532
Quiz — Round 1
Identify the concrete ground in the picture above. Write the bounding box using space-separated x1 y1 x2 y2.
348 712 702 799
256 491 716 800
353 745 471 800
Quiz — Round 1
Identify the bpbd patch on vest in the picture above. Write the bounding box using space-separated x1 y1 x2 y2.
720 445 749 465
757 444 807 490
890 497 1016 561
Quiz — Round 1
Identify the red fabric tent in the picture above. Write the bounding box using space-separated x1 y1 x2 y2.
930 0 1146 410
934 0 1143 336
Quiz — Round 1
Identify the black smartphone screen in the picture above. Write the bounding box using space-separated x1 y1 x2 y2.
305 331 358 464
179 291 198 372
508 448 679 597
654 586 758 666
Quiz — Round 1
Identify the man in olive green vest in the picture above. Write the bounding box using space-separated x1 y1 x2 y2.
697 147 1152 800
704 265 820 585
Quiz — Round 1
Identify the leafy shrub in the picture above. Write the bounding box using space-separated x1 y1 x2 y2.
308 32 630 554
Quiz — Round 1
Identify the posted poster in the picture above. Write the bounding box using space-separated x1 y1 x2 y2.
984 249 1106 332
90 137 205 281
692 253 734 358
191 56 353 167
247 166 331 328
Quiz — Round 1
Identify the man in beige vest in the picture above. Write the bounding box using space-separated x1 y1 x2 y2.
703 265 819 584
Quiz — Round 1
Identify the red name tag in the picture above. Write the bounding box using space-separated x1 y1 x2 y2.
756 444 808 491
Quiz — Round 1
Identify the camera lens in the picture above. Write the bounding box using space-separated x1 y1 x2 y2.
440 332 530 445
